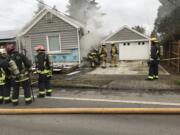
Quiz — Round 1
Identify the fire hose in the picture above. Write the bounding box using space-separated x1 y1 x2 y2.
1 108 180 115
160 57 180 61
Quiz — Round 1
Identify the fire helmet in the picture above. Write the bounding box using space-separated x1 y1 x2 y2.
5 43 15 53
102 43 106 47
111 43 115 46
150 37 158 43
34 45 45 51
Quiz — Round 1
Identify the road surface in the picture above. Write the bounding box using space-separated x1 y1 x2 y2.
0 88 180 135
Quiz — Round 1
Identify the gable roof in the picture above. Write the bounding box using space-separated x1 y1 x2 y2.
0 30 17 43
19 7 85 36
0 30 17 39
102 25 150 43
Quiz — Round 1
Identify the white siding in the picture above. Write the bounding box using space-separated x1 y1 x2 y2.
119 41 150 60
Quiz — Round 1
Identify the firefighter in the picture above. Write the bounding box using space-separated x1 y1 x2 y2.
0 48 19 104
110 43 119 67
0 69 5 104
0 48 8 104
146 38 160 80
34 45 52 98
99 44 108 68
88 48 99 68
6 43 32 106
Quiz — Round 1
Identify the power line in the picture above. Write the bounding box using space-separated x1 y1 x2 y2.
35 0 68 16
0 0 36 23
20 0 37 8
0 0 65 24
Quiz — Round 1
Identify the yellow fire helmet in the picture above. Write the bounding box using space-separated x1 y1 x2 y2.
111 42 115 46
102 43 106 46
150 37 158 43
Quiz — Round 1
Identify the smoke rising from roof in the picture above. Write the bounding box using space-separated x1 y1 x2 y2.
67 0 106 58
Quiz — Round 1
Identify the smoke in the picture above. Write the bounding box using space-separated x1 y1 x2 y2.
80 32 102 59
153 0 180 40
157 0 180 19
67 0 106 58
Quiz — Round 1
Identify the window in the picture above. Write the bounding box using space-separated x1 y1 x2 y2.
123 43 126 46
127 43 130 46
47 34 61 53
138 42 145 45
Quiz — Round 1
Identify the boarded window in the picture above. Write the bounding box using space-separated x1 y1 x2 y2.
48 35 61 52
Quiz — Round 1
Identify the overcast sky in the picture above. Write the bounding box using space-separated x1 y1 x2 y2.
0 0 160 35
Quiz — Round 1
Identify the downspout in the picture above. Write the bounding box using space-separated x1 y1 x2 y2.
77 28 81 65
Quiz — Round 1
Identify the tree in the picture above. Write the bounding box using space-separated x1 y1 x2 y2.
34 0 45 14
132 26 146 34
153 0 180 41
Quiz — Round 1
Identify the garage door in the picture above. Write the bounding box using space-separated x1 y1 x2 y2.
119 42 150 60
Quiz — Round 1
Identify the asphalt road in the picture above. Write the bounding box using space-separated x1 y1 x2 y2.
0 88 180 135
0 115 180 135
1 88 180 108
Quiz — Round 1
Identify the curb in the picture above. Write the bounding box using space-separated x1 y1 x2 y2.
32 83 180 91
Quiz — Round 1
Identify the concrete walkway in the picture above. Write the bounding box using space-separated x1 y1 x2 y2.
77 74 180 90
88 61 169 75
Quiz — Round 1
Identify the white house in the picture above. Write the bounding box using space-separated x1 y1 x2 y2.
102 25 150 60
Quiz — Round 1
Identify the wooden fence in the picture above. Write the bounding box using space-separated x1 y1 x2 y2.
163 40 180 73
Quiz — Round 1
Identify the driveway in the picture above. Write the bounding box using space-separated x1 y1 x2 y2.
88 61 169 75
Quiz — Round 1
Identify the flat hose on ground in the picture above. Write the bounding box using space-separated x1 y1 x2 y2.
1 108 180 115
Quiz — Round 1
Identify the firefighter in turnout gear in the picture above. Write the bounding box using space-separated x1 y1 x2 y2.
88 48 99 68
110 43 119 67
146 38 160 81
0 68 5 104
6 43 32 106
0 48 19 104
34 45 52 98
100 44 108 68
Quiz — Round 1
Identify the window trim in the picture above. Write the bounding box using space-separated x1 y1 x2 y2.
46 34 62 53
